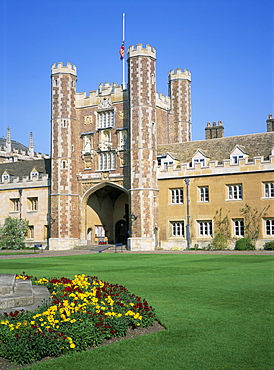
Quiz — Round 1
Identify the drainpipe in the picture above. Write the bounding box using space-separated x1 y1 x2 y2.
184 178 190 249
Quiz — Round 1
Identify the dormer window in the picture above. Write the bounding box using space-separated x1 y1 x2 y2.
30 170 39 179
2 171 11 182
232 155 243 164
191 150 207 167
194 158 205 166
230 146 247 164
157 154 174 169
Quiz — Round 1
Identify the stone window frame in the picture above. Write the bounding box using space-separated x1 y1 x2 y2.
170 221 185 237
227 184 243 201
199 186 209 202
264 182 274 198
98 152 116 171
197 220 213 237
27 197 38 212
233 219 245 237
10 198 20 212
27 225 34 239
170 188 183 204
97 110 115 129
265 218 274 236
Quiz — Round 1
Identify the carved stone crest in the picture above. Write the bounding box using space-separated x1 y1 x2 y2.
84 116 93 125
98 98 112 109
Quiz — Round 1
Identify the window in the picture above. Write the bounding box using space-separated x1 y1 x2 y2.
98 111 114 128
199 186 209 202
28 197 38 211
171 221 185 237
27 225 34 239
10 198 20 212
2 174 10 182
30 171 39 179
264 182 274 198
234 219 244 237
98 152 116 171
163 161 173 170
227 184 242 200
194 158 205 166
198 221 213 236
170 189 183 204
265 219 274 236
232 155 243 164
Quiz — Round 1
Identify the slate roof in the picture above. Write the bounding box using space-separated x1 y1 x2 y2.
157 132 274 163
0 159 51 179
0 138 29 153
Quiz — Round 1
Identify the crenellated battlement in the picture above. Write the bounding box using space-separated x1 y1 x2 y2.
76 83 126 107
158 155 274 178
127 44 156 59
168 68 191 82
51 62 77 76
0 173 49 188
156 92 171 110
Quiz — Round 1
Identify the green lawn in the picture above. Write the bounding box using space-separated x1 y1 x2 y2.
0 254 273 369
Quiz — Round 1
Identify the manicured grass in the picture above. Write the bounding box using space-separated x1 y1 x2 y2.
0 254 273 369
0 251 36 256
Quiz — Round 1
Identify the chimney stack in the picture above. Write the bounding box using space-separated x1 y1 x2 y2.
205 121 224 139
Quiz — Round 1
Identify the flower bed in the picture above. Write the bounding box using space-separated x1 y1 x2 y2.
0 274 156 366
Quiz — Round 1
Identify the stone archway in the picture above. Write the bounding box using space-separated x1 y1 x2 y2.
83 183 129 245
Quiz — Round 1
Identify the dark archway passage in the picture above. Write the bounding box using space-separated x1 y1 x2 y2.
86 185 129 244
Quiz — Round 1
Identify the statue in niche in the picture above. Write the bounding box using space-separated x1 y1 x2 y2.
83 135 92 153
99 130 111 150
119 130 127 150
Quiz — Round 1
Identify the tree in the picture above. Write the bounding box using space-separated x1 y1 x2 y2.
0 217 29 250
212 208 231 250
239 204 270 246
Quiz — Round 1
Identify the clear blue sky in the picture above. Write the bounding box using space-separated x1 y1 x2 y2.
0 0 273 155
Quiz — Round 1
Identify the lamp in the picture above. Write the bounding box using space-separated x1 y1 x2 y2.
130 214 137 221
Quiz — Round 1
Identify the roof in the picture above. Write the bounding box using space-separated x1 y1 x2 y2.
0 158 51 179
0 138 29 153
157 132 274 163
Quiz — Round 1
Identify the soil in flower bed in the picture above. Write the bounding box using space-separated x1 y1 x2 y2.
0 320 165 370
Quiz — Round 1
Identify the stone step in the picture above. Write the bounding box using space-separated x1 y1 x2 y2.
0 279 34 310
0 274 16 295
0 274 51 314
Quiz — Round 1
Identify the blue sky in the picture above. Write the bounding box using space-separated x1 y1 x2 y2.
0 0 273 155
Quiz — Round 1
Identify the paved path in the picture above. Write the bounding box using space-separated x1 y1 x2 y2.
0 249 273 259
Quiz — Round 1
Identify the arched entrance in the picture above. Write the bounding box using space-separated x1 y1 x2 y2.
84 184 129 245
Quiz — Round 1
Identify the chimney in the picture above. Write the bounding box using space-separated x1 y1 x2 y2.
205 121 224 139
266 114 274 132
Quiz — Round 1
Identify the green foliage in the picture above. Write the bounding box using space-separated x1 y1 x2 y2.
264 241 274 250
240 204 270 246
0 217 29 250
235 237 255 250
212 208 230 250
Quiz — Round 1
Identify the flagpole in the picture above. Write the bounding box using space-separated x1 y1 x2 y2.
122 13 126 90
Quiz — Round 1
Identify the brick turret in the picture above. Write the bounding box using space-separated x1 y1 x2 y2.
127 44 159 250
50 62 80 250
168 69 192 142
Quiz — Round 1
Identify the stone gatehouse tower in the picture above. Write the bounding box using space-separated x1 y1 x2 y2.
49 44 191 250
